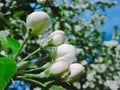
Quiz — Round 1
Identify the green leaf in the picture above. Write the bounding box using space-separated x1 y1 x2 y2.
0 31 9 53
50 85 67 90
7 38 20 56
13 11 24 18
0 57 17 89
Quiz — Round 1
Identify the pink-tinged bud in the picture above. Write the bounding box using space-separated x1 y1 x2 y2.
56 44 77 63
49 61 70 76
26 11 50 35
66 63 85 82
48 30 66 46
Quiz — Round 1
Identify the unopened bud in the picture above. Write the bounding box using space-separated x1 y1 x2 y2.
48 30 66 46
26 11 50 35
66 63 85 82
57 44 77 57
49 61 70 76
56 44 77 63
55 53 77 64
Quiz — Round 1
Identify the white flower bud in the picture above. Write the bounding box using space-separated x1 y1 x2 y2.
66 63 85 82
56 44 77 63
56 53 77 64
57 44 77 57
26 11 50 35
49 30 66 46
49 61 70 75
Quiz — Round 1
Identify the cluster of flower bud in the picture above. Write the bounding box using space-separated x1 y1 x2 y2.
49 43 85 82
26 11 84 82
47 31 84 82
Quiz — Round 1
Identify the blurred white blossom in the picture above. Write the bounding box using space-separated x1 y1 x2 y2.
103 40 118 47
87 71 96 81
104 80 119 90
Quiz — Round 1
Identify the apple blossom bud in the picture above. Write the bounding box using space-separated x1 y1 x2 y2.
48 30 66 46
26 11 50 35
55 53 77 64
49 61 70 76
56 44 77 63
57 44 77 57
66 63 85 82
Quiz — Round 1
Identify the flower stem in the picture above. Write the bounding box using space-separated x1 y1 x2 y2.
25 62 51 72
17 46 42 63
17 41 48 64
25 67 44 73
14 33 31 61
17 76 46 89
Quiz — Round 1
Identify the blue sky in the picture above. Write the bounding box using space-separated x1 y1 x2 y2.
80 0 120 41
102 0 120 40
